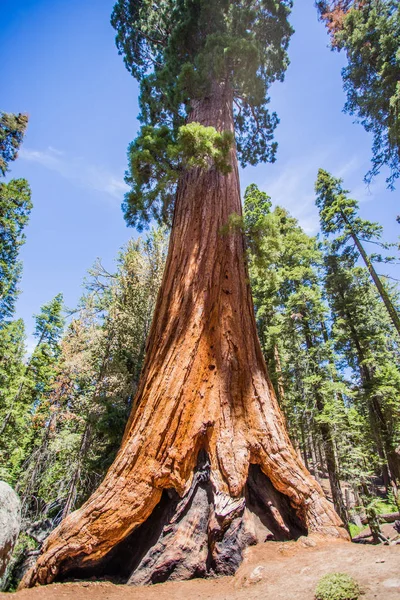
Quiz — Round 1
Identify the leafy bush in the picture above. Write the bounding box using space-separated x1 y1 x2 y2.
315 573 361 600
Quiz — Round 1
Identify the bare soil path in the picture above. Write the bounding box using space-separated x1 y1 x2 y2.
2 537 399 600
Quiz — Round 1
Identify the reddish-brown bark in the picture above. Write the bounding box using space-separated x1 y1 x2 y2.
20 83 348 589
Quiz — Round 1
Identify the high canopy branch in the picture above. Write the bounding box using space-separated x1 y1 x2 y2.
111 0 293 230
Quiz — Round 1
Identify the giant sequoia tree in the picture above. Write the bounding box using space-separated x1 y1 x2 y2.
21 0 347 588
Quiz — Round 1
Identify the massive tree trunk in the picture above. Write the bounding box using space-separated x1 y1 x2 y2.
20 82 347 589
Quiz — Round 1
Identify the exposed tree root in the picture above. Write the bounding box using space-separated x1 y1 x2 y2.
50 453 310 586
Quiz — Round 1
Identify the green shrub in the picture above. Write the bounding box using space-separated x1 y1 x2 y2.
315 573 361 600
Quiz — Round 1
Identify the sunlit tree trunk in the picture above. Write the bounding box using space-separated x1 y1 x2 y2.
21 82 347 589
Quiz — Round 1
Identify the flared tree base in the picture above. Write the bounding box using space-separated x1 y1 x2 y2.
51 452 307 586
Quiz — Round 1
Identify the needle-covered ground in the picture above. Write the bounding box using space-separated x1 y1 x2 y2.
2 537 399 600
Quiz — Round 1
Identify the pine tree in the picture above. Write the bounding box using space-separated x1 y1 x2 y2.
0 319 26 482
0 111 32 477
5 295 65 507
0 111 32 324
324 251 400 500
315 168 400 337
316 1 400 188
9 230 168 531
243 186 349 527
0 112 28 177
21 1 345 589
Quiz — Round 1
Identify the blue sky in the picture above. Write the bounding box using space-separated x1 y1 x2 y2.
1 0 399 349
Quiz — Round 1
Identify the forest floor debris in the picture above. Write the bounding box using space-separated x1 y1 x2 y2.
2 536 399 600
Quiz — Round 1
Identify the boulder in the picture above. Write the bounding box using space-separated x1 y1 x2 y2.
0 481 21 577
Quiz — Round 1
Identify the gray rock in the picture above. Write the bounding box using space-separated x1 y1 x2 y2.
0 481 21 577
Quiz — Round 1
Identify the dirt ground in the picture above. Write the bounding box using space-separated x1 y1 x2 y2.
2 536 399 600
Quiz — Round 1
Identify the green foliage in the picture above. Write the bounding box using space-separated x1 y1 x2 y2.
0 112 28 177
5 295 65 493
33 293 65 346
7 228 168 526
124 123 234 229
0 125 32 323
178 123 233 173
0 113 32 487
315 573 360 600
315 168 400 339
244 185 350 456
324 251 400 489
112 0 293 228
243 183 273 258
317 1 400 188
315 168 383 252
245 183 400 521
0 319 26 483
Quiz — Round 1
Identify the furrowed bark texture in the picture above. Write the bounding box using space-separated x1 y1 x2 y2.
20 83 347 589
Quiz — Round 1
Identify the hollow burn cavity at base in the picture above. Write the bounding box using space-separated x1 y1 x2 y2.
58 452 307 585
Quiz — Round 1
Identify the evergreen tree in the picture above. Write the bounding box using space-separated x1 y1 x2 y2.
316 1 400 188
315 168 400 337
0 319 26 482
112 0 293 230
324 251 400 500
0 111 32 324
0 112 28 177
1 294 65 499
0 111 32 481
244 185 350 526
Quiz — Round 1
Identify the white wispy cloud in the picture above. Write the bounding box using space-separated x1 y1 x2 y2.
20 146 129 200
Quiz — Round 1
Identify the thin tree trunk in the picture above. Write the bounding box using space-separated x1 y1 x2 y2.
303 324 348 527
299 415 310 470
61 422 92 520
316 437 325 477
360 483 381 545
273 344 286 408
341 210 400 337
330 258 400 495
20 82 347 589
309 429 321 484
18 409 58 517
